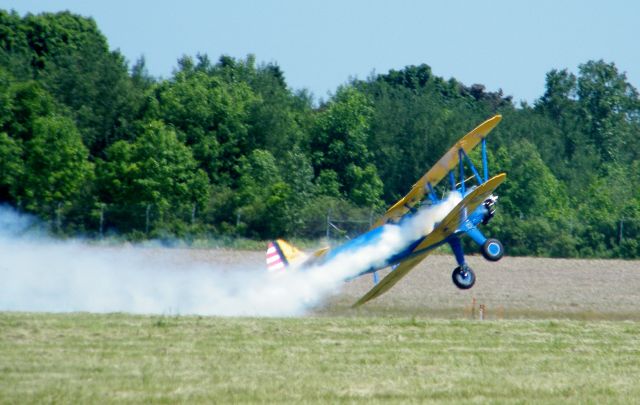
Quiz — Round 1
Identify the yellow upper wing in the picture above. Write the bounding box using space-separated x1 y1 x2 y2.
372 115 502 229
353 173 507 307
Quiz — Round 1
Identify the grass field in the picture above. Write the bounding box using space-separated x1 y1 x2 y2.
1 313 639 403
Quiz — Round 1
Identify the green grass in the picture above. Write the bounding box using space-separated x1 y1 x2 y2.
1 313 639 404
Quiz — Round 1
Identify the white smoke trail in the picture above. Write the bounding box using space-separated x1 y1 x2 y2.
0 193 461 316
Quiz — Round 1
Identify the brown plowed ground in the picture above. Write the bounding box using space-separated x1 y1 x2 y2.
146 248 640 320
331 254 640 320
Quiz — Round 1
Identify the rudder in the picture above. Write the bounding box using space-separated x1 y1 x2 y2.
265 239 306 272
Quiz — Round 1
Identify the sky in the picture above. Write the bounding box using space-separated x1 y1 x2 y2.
4 0 640 104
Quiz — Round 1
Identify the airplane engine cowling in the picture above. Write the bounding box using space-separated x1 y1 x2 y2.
481 195 498 225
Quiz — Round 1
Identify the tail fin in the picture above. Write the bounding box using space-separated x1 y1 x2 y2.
266 239 306 273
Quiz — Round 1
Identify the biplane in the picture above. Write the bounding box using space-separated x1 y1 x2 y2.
266 115 506 306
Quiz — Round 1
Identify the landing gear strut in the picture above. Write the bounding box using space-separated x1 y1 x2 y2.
448 236 476 290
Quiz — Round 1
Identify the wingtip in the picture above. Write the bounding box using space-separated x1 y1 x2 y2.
351 298 367 308
494 172 507 182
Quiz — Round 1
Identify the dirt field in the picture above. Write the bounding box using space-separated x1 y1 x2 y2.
336 254 640 319
142 247 640 320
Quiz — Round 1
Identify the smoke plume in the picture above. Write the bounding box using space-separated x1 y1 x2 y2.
0 194 461 316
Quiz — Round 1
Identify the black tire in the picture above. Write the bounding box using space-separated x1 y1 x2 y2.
481 238 504 262
452 265 475 289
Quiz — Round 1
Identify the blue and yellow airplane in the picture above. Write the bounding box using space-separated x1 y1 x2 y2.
266 115 506 306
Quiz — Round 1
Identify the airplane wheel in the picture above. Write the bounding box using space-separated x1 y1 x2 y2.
452 265 475 289
481 239 504 262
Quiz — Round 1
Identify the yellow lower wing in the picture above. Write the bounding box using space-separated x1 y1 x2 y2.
352 250 434 307
353 173 507 307
411 173 506 253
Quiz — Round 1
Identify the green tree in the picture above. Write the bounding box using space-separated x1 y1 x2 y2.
235 149 293 238
20 115 94 222
0 67 13 127
486 141 577 257
312 86 382 207
153 66 257 185
577 60 639 163
492 141 570 221
4 80 57 140
0 11 143 154
0 132 23 202
537 69 577 121
97 120 209 235
244 60 313 160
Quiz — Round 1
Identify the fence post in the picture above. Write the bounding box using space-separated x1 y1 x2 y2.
619 219 624 244
99 203 105 239
56 202 62 233
471 297 477 319
145 204 151 234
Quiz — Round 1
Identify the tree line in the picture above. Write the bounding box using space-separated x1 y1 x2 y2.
0 10 639 258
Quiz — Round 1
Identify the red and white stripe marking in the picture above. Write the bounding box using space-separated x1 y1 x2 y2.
266 242 286 272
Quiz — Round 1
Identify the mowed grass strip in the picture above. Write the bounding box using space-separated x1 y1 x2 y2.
1 313 639 404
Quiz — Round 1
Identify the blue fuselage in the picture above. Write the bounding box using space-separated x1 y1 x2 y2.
319 198 490 277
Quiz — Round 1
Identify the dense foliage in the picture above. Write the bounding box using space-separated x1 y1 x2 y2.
0 10 639 257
